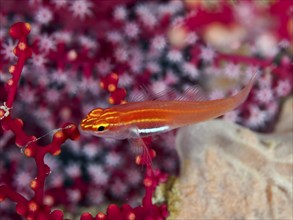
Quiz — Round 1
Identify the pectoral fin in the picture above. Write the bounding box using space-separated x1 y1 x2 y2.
128 127 152 166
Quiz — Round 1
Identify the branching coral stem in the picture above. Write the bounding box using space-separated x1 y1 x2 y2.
0 185 27 204
0 22 80 220
6 53 27 108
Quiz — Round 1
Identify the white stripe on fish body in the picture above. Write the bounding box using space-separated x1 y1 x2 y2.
137 125 170 136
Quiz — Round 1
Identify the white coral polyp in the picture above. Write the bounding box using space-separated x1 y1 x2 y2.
35 7 53 24
69 0 93 20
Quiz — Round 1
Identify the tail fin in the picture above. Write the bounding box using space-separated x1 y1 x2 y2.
229 73 256 108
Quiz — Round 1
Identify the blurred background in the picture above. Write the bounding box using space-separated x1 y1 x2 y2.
0 0 292 219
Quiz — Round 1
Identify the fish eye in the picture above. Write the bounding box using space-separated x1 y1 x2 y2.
94 121 109 132
97 126 105 131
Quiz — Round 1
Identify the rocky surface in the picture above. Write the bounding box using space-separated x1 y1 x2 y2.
156 97 293 220
275 97 293 133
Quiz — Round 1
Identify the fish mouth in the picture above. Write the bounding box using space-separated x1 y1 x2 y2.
78 124 90 133
79 116 98 131
79 120 90 131
80 108 104 130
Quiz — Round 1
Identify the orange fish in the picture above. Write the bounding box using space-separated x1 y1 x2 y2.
80 75 255 140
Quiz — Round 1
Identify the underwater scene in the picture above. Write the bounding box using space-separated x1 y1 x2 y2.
0 0 292 219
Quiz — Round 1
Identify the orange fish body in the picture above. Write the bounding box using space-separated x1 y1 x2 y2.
80 76 255 139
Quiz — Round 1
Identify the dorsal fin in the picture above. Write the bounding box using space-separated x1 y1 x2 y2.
175 86 207 101
128 84 207 102
128 88 149 102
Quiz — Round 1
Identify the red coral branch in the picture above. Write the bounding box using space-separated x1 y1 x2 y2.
5 22 32 108
0 22 80 220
